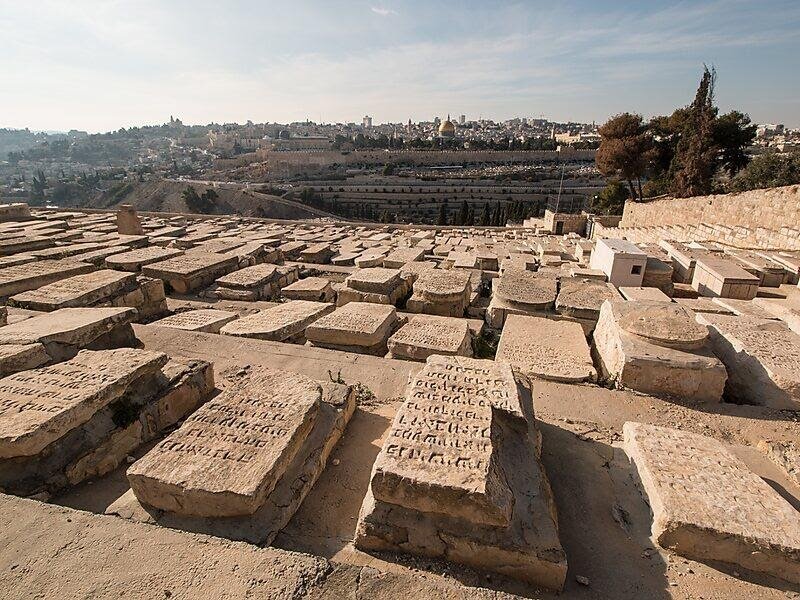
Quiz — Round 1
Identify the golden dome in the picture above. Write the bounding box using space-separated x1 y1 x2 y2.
438 115 456 136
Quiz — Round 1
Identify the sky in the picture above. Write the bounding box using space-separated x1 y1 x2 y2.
2 0 799 133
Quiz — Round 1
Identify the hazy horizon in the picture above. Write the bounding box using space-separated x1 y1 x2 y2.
3 0 799 133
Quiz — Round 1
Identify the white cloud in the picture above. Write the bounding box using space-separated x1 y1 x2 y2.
370 6 397 17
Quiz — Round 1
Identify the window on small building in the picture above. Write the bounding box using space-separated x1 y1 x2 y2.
631 265 642 275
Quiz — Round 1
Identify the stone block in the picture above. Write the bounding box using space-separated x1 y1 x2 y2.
387 315 472 361
624 422 800 585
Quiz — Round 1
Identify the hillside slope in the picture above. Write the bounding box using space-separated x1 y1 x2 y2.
85 179 337 220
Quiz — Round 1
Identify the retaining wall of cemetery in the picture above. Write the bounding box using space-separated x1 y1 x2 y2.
619 185 800 230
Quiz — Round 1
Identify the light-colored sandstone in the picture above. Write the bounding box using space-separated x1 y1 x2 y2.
624 422 800 585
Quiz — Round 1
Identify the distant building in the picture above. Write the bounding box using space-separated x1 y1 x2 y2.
362 115 373 128
438 115 456 139
459 114 466 125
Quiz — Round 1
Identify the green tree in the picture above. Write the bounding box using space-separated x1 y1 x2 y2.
436 202 448 226
730 151 800 192
382 163 395 176
713 110 757 178
671 66 718 197
480 202 491 226
457 200 470 226
596 113 653 200
592 180 630 215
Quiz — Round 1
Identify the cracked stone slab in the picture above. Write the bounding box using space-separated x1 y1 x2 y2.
624 422 800 585
0 348 168 459
111 379 354 544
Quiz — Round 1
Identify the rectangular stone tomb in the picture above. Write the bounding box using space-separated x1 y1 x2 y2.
592 300 726 403
105 247 184 272
152 309 238 333
696 313 800 409
0 348 214 495
486 270 557 328
141 251 239 294
355 355 567 591
387 314 472 361
338 267 408 306
281 277 335 302
624 422 800 585
0 259 94 299
7 269 166 321
126 368 317 516
406 269 471 317
219 300 334 342
305 302 398 354
692 257 760 300
0 307 139 362
118 368 355 544
209 263 298 301
496 314 595 383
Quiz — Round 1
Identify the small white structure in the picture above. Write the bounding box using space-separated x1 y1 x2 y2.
590 238 647 288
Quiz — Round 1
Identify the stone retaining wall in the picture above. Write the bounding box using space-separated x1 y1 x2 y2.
620 186 800 230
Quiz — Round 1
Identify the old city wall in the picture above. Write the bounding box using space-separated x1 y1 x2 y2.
619 185 800 231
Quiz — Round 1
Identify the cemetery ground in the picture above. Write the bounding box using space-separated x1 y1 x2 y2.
0 201 799 599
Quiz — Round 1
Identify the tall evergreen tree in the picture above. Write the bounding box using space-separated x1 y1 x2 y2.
480 202 491 226
671 66 718 197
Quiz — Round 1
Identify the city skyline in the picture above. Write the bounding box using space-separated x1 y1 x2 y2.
2 0 799 133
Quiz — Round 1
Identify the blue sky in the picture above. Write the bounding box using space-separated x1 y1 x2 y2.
2 0 799 132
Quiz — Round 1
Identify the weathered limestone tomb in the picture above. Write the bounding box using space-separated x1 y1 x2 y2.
624 422 800 585
496 314 596 383
406 268 471 317
8 269 167 321
486 269 557 328
338 267 409 306
387 314 472 361
305 302 399 355
355 355 567 591
0 348 213 495
697 313 800 409
120 366 354 544
219 300 334 342
593 299 727 403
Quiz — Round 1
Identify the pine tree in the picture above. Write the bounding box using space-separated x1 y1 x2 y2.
480 202 491 226
436 202 447 226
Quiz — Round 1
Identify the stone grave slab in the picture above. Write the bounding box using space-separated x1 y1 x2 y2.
692 256 760 300
696 313 800 409
387 314 472 361
299 243 333 264
496 314 595 383
220 300 334 342
281 277 334 302
338 267 408 306
383 247 425 269
127 368 321 516
407 269 471 317
0 348 168 459
110 373 354 544
355 355 566 591
152 309 238 333
0 352 213 495
0 259 94 298
0 343 50 377
0 235 54 256
105 247 184 272
619 286 672 302
486 270 557 328
753 297 800 334
306 302 397 354
593 300 726 403
0 307 138 361
8 270 137 311
142 251 239 293
624 422 800 585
